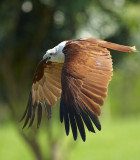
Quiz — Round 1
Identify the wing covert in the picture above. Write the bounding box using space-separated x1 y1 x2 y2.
21 59 63 128
60 39 113 141
21 38 135 141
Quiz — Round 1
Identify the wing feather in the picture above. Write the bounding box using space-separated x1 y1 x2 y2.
21 59 63 128
21 38 134 141
45 80 61 98
60 39 113 140
43 81 58 105
47 76 61 88
37 102 42 128
81 87 104 106
82 84 107 98
44 99 51 120
80 92 101 115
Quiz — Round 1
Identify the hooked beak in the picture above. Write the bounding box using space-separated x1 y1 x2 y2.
44 56 51 61
43 53 48 60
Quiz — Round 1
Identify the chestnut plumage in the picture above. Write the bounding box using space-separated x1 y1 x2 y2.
21 38 136 141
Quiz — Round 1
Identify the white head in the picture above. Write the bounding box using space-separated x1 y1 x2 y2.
43 41 67 62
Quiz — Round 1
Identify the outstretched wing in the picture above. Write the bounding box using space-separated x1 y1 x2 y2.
60 39 113 141
21 58 63 128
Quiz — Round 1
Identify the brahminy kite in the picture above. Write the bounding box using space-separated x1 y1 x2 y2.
21 38 136 141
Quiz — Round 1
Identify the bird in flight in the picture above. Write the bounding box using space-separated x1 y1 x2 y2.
21 38 136 141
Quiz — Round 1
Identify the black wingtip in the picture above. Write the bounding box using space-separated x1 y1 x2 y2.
60 99 64 123
22 104 32 129
68 106 78 141
44 99 51 120
60 96 102 141
22 115 30 129
73 135 77 141
73 106 86 142
98 125 101 131
62 99 70 136
20 106 28 123
64 113 70 136
81 136 86 142
76 99 96 133
37 102 42 128
20 92 32 123
28 102 37 128
86 109 101 131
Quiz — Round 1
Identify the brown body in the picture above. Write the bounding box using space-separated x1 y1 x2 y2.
21 38 135 141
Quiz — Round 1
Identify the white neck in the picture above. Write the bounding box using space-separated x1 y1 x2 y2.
53 41 67 62
43 41 67 63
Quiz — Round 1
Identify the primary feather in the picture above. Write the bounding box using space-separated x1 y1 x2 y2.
21 38 135 141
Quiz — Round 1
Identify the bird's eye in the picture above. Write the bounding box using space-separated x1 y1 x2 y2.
50 53 53 55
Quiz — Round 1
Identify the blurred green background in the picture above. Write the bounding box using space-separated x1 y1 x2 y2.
0 0 140 160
